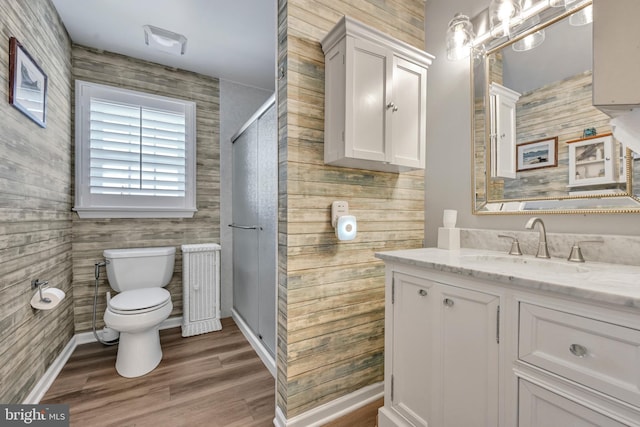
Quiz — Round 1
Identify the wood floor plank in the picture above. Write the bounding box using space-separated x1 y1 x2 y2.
322 397 383 427
42 318 275 427
41 317 378 426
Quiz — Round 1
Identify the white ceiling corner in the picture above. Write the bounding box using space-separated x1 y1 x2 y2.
51 0 277 91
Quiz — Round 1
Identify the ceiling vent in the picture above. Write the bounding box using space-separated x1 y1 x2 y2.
143 25 187 55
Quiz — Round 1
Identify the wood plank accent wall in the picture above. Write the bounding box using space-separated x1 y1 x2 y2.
71 46 220 332
278 0 426 418
0 0 73 403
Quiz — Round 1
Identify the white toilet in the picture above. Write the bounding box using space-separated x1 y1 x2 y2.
103 246 175 378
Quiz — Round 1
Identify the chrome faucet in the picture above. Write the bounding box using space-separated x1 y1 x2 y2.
524 217 550 259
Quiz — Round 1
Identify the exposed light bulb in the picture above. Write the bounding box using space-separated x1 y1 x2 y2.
446 13 475 61
489 0 522 38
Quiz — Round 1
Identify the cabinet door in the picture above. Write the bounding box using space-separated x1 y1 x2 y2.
593 0 640 109
390 275 501 427
347 37 389 162
391 273 433 427
519 380 628 427
568 135 614 186
489 83 520 179
389 56 426 169
435 285 500 427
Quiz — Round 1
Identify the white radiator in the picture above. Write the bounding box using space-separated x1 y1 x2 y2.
181 243 222 337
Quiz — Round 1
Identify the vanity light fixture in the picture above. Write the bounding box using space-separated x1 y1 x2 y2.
551 0 592 25
512 1 545 52
143 25 187 55
448 0 554 60
448 0 549 60
446 13 475 60
489 0 521 38
512 30 545 51
566 0 593 26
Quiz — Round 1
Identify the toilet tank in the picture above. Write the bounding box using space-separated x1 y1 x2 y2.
103 246 176 292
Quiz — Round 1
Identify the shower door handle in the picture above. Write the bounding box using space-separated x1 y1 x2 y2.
228 224 261 230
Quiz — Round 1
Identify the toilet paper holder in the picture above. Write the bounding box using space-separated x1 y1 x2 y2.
331 201 357 241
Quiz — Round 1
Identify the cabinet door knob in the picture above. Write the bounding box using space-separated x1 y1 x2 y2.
418 289 428 296
386 102 398 112
443 298 454 307
569 344 588 358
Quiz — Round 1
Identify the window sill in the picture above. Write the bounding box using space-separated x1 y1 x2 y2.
73 207 197 219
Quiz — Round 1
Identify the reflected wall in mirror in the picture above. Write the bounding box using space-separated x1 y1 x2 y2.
472 1 640 214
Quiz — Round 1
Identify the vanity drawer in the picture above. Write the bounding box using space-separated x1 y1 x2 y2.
519 380 629 427
519 303 640 407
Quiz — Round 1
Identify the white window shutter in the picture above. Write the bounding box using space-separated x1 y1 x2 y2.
74 80 196 218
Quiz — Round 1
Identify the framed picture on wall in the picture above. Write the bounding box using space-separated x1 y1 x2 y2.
9 37 48 128
516 137 558 172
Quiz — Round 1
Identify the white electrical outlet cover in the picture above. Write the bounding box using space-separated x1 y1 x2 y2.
331 201 349 227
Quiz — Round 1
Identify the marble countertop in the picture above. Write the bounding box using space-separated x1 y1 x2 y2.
376 248 640 309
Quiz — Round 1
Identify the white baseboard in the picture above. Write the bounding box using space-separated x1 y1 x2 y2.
24 316 183 403
273 382 384 427
22 335 78 404
231 309 276 378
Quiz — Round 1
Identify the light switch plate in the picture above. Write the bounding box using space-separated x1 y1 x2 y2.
331 201 349 227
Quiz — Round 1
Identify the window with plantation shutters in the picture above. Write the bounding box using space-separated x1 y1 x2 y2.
74 80 197 218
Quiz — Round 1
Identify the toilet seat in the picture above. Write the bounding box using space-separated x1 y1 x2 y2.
108 288 171 315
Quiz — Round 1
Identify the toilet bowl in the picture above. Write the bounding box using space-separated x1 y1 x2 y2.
102 247 176 378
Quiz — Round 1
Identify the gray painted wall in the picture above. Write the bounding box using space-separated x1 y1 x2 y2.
219 80 272 317
424 0 640 248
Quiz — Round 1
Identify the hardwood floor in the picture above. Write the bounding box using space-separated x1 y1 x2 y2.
42 318 275 427
322 398 382 427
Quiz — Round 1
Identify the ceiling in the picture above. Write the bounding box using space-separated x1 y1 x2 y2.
51 0 277 91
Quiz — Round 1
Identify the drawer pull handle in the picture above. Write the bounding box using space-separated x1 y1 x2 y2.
443 298 454 307
418 289 428 297
569 344 588 358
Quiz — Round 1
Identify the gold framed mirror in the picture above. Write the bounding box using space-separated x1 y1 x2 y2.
472 0 640 214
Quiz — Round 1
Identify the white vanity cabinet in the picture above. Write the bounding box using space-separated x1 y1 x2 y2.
321 16 433 173
568 134 617 187
377 248 640 427
379 269 501 427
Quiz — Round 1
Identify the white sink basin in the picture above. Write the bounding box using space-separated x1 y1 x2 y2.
459 253 591 274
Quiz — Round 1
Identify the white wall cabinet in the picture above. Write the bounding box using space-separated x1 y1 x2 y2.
593 0 640 115
568 134 617 187
380 270 501 427
490 82 520 179
321 16 433 173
